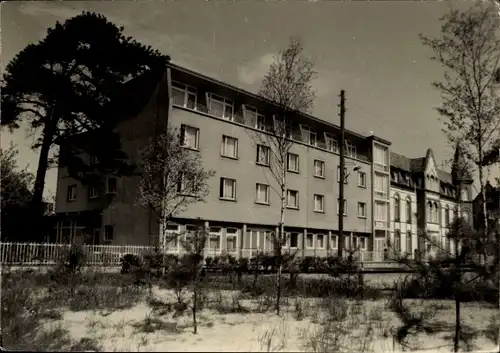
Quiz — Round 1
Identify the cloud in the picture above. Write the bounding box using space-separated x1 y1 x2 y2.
237 52 275 85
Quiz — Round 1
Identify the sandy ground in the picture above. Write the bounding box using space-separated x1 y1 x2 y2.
39 286 499 353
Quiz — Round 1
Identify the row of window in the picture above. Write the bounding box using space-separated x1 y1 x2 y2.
173 82 361 158
219 177 368 217
66 178 117 201
181 125 368 185
393 194 412 223
426 202 470 225
164 224 368 251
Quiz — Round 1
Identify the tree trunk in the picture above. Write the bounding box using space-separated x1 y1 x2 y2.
454 182 463 352
276 164 286 316
32 123 54 218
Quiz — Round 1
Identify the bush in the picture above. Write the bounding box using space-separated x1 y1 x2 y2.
120 254 142 274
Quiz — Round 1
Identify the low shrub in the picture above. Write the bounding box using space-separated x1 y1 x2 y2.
120 254 142 274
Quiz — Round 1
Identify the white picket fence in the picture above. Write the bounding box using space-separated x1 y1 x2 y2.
0 242 155 267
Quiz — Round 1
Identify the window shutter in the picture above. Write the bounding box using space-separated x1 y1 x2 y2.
219 178 224 198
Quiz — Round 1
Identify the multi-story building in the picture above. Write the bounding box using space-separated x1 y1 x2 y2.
53 63 472 260
389 149 474 259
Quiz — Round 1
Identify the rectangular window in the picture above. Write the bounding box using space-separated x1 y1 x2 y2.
89 186 98 199
324 133 338 153
373 144 388 171
255 183 270 204
286 189 299 209
172 82 197 109
219 178 236 200
316 234 325 249
346 140 357 159
106 177 117 194
287 232 299 248
208 93 234 120
180 124 200 150
256 145 270 166
374 173 388 198
176 173 198 196
314 194 325 212
287 153 299 173
306 233 314 248
209 227 221 250
67 185 77 201
245 106 266 131
221 135 238 159
90 155 99 165
359 237 367 250
358 202 367 218
313 160 325 178
330 235 338 249
104 225 114 242
374 201 388 222
358 171 367 187
300 125 317 146
164 224 180 249
337 199 347 216
337 166 348 184
226 228 238 251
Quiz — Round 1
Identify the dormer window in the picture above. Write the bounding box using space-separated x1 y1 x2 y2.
272 115 291 138
207 93 234 120
172 82 197 109
324 133 338 152
346 140 357 159
300 125 317 146
244 105 266 131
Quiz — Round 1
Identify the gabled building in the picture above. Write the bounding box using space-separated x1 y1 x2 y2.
473 181 500 231
389 147 474 259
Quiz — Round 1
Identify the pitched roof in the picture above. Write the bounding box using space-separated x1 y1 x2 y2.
390 151 454 185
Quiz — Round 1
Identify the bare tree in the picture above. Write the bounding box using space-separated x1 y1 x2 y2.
137 126 215 263
243 36 316 315
420 2 500 243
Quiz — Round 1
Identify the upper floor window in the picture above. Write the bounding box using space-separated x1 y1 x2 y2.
255 183 270 205
427 201 432 222
172 82 197 109
313 194 325 212
406 197 412 223
313 160 325 178
324 133 338 153
358 171 367 187
394 194 401 221
300 125 317 146
207 93 234 121
373 144 388 171
106 177 117 194
445 205 450 226
221 135 238 159
345 140 357 159
358 202 367 218
287 153 300 173
460 188 468 201
286 189 299 209
67 184 77 201
337 166 348 184
180 124 200 150
245 106 266 131
374 173 388 198
256 144 270 166
219 177 236 200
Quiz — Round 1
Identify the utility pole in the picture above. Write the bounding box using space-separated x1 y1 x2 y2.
338 90 346 260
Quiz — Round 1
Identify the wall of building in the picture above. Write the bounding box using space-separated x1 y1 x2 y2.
169 106 373 234
389 186 418 254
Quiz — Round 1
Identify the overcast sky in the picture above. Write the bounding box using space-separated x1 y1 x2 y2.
2 0 498 199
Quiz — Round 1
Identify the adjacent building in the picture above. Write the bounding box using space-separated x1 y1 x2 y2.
53 63 473 260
